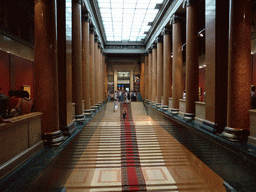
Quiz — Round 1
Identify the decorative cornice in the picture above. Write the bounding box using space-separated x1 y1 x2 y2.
83 0 105 46
105 45 145 50
145 0 183 51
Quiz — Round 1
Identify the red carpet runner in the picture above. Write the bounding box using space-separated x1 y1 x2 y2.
120 103 146 191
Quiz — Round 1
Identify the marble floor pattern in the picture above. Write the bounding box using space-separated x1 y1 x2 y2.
26 102 226 191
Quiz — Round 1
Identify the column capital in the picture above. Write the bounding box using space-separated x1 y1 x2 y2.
98 42 101 49
170 13 184 25
182 0 197 8
82 10 90 22
94 34 98 42
161 26 172 35
144 52 148 56
151 43 157 49
156 36 163 43
73 0 82 4
89 24 95 34
148 48 152 54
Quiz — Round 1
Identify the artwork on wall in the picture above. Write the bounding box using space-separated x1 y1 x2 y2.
134 75 140 85
107 75 114 82
134 75 140 92
107 82 114 94
23 85 31 99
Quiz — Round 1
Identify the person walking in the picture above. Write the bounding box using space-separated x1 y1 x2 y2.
114 99 118 112
122 107 127 122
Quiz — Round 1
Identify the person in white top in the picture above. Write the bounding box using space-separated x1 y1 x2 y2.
183 90 186 100
114 91 117 100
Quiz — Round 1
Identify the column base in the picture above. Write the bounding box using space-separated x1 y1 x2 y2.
84 109 92 117
75 114 85 124
42 130 64 147
148 100 152 105
156 103 162 108
91 106 98 112
170 108 179 115
60 120 76 136
162 105 168 111
202 120 226 134
184 113 195 122
222 127 250 144
151 102 156 106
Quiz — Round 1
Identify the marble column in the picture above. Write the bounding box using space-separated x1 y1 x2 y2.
34 0 64 146
151 43 157 104
130 70 134 91
57 0 74 136
162 27 172 108
144 54 148 100
148 50 152 102
156 36 163 106
223 0 251 141
89 25 95 108
99 47 103 104
72 0 84 122
82 10 91 115
140 61 145 100
184 1 199 121
171 15 183 114
204 0 229 133
104 59 108 100
94 36 98 105
102 54 107 101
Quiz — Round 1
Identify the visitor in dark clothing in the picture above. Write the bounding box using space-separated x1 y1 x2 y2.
251 85 256 109
7 90 21 117
0 86 9 119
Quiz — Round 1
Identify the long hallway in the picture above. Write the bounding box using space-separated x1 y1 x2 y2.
25 102 225 191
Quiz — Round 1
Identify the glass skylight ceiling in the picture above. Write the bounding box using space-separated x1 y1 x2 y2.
66 0 72 40
98 0 164 42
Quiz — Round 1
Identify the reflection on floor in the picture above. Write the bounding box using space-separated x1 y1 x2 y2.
26 102 225 191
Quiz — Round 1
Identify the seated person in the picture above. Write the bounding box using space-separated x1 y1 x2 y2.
251 85 256 109
7 90 21 117
16 91 34 115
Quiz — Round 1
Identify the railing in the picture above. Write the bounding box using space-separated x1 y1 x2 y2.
0 112 43 179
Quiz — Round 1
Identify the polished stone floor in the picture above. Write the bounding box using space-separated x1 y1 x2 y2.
23 102 226 191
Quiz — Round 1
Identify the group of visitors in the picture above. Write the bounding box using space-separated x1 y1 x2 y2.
0 87 34 123
109 90 142 102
